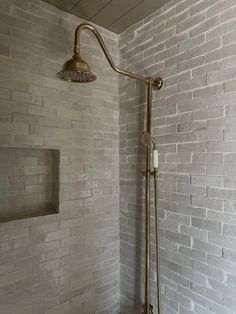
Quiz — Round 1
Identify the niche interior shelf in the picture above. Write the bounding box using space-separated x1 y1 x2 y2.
0 147 60 223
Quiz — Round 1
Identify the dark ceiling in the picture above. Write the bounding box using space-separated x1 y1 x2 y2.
43 0 171 33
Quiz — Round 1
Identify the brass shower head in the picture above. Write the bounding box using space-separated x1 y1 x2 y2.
57 53 96 83
57 23 163 89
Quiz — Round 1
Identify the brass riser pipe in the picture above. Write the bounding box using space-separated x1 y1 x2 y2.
144 82 152 314
143 83 161 314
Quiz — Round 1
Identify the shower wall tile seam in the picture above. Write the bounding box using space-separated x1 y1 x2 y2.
119 0 236 313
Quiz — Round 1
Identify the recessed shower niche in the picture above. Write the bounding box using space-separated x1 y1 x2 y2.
0 147 60 223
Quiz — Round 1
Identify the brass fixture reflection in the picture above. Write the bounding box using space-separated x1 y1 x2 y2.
57 22 163 314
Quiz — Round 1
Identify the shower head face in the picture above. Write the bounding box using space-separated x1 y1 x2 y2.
57 53 96 83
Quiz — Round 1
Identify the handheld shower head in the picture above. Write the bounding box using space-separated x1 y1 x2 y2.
140 132 151 147
140 132 157 149
57 53 96 83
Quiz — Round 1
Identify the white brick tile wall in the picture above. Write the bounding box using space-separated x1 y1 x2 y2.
1 0 236 313
0 0 119 313
119 0 236 313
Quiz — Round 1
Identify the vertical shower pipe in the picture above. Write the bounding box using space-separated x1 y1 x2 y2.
154 169 161 314
145 81 152 314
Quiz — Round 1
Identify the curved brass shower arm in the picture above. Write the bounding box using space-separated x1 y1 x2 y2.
74 23 163 88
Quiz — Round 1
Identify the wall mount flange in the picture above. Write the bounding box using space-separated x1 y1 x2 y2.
152 77 163 90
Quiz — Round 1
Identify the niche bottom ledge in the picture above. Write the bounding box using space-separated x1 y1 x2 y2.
0 206 58 223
